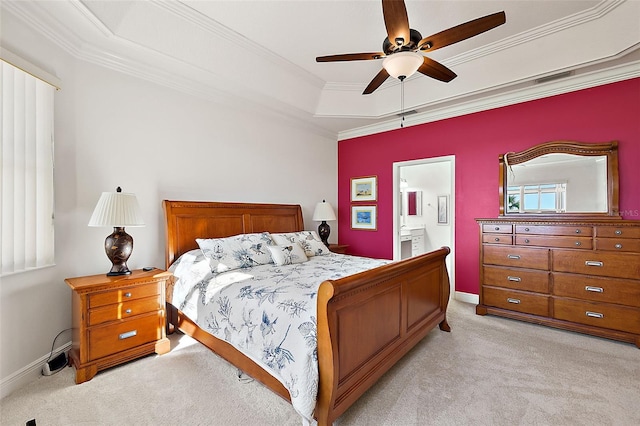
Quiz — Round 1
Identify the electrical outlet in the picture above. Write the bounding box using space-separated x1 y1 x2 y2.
42 352 67 376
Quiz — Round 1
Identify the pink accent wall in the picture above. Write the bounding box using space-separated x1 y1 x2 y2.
338 78 640 295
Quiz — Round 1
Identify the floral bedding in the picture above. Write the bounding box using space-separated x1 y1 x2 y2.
169 249 389 423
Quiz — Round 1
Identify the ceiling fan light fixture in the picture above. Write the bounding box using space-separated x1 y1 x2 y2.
382 51 423 80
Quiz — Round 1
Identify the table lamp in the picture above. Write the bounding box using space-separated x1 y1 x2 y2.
312 200 336 247
88 187 145 276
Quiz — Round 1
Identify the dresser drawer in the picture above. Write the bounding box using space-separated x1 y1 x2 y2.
552 250 640 280
483 266 549 293
515 225 592 237
516 235 592 250
595 238 640 252
553 298 640 335
482 224 513 234
595 226 640 239
483 245 549 270
88 312 163 361
483 287 549 316
88 295 162 326
483 234 513 245
88 282 161 308
553 273 640 308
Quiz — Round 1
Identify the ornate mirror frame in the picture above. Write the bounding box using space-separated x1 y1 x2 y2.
499 140 620 218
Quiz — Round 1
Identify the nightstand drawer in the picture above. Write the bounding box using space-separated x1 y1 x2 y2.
88 296 161 326
89 282 161 308
88 312 163 360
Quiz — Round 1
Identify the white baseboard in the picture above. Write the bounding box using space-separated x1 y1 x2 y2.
0 341 71 399
454 291 479 305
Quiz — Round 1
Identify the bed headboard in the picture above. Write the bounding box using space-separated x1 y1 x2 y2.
163 200 305 268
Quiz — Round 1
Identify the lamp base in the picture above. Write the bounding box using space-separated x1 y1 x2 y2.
105 227 133 276
318 221 330 247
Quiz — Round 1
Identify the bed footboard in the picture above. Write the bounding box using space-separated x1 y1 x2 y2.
315 247 451 425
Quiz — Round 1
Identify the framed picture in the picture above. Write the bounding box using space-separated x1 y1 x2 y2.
351 205 377 230
351 176 377 202
437 195 449 225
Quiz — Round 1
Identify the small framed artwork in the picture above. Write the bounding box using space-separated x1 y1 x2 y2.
351 176 377 202
437 195 449 225
351 205 377 230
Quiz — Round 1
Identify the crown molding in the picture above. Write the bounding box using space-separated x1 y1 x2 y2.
3 0 336 140
337 60 640 141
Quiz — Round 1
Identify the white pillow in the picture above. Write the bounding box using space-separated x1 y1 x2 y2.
267 243 308 266
196 232 274 273
271 231 330 256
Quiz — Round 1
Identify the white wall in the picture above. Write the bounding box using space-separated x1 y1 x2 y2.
1 9 337 397
401 162 452 252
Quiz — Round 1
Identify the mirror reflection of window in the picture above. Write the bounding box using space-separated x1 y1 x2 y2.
507 183 566 213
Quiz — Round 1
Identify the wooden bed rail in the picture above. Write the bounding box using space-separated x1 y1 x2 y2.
315 247 451 425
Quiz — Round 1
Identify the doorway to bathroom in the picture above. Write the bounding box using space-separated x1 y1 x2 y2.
393 156 455 298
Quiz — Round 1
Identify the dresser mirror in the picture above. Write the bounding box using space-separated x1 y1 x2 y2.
499 140 620 217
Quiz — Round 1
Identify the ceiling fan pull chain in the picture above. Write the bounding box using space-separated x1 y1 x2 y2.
400 79 405 128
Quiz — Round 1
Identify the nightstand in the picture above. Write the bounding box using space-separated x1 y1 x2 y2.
329 244 349 254
65 269 171 384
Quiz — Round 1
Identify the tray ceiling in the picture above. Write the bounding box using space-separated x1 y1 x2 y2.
3 1 639 138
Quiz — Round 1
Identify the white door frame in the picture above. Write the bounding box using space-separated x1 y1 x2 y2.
393 155 456 299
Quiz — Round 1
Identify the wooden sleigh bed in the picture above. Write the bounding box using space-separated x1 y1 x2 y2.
163 200 451 425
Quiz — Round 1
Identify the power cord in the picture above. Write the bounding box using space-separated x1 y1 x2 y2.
43 328 72 376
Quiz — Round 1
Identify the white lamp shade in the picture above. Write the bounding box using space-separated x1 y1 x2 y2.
312 200 337 221
382 51 423 79
88 191 145 227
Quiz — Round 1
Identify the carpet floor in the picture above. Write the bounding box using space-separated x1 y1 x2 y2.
1 300 638 425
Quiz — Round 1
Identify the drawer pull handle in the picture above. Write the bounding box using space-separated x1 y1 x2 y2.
507 254 521 260
615 243 622 249
585 261 603 267
507 298 521 304
494 227 500 231
524 227 530 232
125 309 132 314
586 311 604 319
124 292 132 298
119 330 137 340
585 286 604 293
575 229 581 234
615 230 622 235
494 237 500 242
524 239 530 244
574 241 581 246
507 276 521 282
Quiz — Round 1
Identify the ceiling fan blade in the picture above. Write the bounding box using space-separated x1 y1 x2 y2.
418 11 506 52
316 52 386 62
417 57 457 82
363 68 390 95
382 0 410 49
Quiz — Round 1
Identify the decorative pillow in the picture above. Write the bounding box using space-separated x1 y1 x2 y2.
267 243 308 266
196 232 274 273
271 231 331 256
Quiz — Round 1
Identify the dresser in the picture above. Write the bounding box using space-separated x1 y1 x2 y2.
476 218 640 348
66 269 172 383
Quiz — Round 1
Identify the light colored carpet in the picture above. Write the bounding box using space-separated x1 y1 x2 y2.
1 300 638 425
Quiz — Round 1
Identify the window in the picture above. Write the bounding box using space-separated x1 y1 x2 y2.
507 183 566 213
1 54 58 275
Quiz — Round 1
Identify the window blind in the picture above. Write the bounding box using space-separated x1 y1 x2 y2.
1 59 55 275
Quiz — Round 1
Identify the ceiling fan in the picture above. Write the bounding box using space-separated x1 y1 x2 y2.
316 0 506 95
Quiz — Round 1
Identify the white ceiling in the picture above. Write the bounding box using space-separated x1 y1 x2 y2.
4 1 640 138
